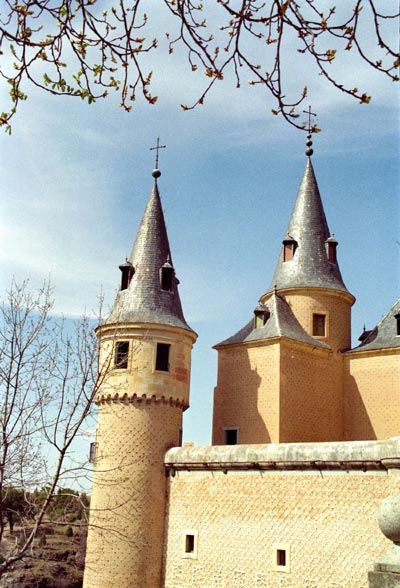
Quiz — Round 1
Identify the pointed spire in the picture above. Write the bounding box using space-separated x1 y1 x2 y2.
105 173 191 330
268 158 349 294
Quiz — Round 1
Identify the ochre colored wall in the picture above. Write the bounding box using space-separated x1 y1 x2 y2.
279 341 344 442
163 468 400 588
212 343 280 444
213 338 345 444
344 350 400 440
213 288 353 444
265 288 353 352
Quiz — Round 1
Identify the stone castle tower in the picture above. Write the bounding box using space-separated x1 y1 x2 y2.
213 154 356 444
83 166 196 588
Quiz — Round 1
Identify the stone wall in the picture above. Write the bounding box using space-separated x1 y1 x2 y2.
163 439 400 588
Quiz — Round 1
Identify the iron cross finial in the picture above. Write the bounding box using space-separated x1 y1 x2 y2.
150 137 167 169
302 105 317 134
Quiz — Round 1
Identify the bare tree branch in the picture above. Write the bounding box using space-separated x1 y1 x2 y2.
0 1 397 132
0 279 109 573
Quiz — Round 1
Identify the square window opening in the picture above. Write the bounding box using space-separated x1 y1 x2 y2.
155 343 170 372
225 429 238 445
115 341 129 369
312 313 326 337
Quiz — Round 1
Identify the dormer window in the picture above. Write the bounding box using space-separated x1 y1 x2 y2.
395 313 400 336
325 236 338 264
254 303 270 329
119 260 135 291
160 259 174 291
282 235 297 262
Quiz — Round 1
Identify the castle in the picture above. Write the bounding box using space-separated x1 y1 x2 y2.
83 139 400 588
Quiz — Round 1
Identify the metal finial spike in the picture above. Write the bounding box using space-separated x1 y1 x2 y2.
150 137 166 176
303 105 317 157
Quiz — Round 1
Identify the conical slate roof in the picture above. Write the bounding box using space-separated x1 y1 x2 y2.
105 178 192 331
268 158 349 294
349 299 400 352
215 292 329 349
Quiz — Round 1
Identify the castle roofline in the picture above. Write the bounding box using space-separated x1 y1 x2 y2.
347 298 400 353
214 292 329 349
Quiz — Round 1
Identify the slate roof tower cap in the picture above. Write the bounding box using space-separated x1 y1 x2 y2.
350 299 400 352
104 168 193 332
268 158 350 295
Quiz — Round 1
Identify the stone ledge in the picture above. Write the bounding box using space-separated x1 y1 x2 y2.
165 437 400 471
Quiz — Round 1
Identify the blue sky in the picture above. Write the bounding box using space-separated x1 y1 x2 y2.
0 4 398 445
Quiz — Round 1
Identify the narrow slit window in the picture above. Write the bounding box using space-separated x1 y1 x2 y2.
277 549 286 567
225 429 238 445
312 314 326 337
115 341 129 369
155 343 170 372
395 313 400 336
89 442 98 464
185 534 195 554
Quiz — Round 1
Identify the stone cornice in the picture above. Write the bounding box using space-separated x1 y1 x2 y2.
344 346 400 359
165 437 400 472
96 321 197 344
262 286 356 306
96 391 188 410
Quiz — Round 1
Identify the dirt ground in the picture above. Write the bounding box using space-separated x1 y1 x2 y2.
0 525 86 588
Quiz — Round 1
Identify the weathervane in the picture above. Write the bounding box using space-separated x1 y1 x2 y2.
302 105 317 157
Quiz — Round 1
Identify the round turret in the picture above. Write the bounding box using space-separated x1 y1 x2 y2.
83 168 196 588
